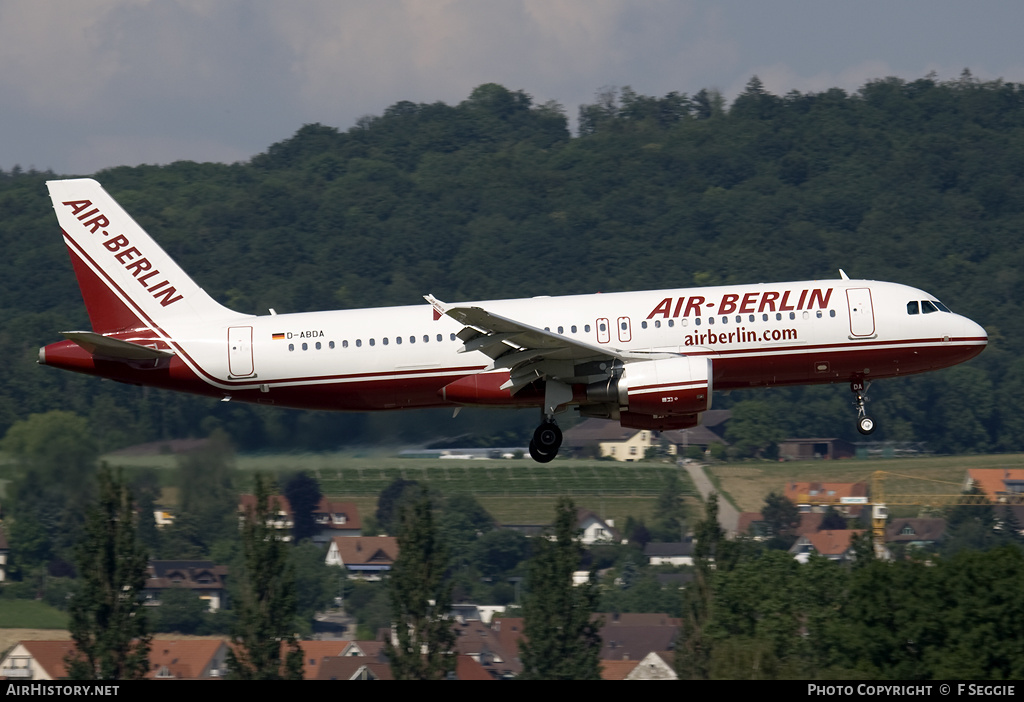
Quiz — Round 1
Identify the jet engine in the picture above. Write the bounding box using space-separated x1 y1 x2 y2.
586 356 712 417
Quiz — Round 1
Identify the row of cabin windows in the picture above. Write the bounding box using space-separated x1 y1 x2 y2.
907 300 950 315
641 310 836 329
546 309 837 335
288 332 459 352
285 308 844 351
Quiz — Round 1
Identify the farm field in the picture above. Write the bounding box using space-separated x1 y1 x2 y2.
100 450 1024 526
710 453 1024 513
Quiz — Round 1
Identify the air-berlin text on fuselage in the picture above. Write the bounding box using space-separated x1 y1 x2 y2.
647 288 833 319
62 200 184 307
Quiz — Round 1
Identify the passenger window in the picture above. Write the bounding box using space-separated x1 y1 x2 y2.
668 320 674 327
369 339 375 347
342 340 348 348
585 325 591 333
288 343 294 352
571 325 578 333
829 310 836 318
302 343 308 351
558 326 564 334
450 333 457 341
641 321 648 330
315 341 322 350
396 337 402 345
436 334 442 342
907 301 920 315
921 300 938 314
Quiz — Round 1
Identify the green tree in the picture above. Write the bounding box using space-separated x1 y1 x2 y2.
153 588 207 635
176 429 237 554
65 465 151 680
519 497 602 680
762 492 801 547
385 489 457 680
282 471 322 543
652 471 688 541
227 474 304 680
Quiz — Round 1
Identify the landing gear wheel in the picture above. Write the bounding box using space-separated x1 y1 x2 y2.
533 422 562 453
857 415 876 435
529 440 556 463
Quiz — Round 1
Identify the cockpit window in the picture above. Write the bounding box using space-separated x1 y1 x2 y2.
921 300 939 314
934 300 950 313
907 301 920 315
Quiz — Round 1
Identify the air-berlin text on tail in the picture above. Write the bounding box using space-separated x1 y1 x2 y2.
62 199 184 307
647 288 833 319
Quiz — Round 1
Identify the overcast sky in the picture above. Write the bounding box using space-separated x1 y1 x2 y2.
4 0 1024 175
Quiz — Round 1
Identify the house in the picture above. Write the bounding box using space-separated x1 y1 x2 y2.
599 613 679 662
885 518 946 550
622 651 677 680
0 641 75 680
562 419 651 461
144 560 230 612
288 640 361 679
315 656 393 680
736 512 769 539
239 494 362 543
784 481 869 518
325 536 399 580
453 618 522 679
576 509 621 544
1 640 228 680
146 640 229 679
0 527 8 582
964 469 1024 502
644 541 694 567
778 438 856 461
789 529 865 562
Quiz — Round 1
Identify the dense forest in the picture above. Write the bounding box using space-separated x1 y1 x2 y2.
0 72 1021 453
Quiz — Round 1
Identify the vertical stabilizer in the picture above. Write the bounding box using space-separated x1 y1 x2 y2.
46 178 242 333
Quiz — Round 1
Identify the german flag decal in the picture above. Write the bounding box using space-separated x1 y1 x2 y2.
272 333 285 340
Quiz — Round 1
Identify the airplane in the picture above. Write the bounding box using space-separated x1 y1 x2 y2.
38 178 988 462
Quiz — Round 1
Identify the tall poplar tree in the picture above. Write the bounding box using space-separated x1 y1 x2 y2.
385 489 456 680
519 497 602 680
65 465 151 680
227 474 304 680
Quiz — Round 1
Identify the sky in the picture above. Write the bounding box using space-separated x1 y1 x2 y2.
3 0 1024 176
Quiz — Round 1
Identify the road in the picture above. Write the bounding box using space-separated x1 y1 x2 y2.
683 462 741 538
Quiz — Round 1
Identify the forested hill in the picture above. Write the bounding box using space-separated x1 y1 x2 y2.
1 76 1022 453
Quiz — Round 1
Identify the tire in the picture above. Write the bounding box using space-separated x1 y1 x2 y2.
857 416 876 435
529 440 556 463
533 422 562 452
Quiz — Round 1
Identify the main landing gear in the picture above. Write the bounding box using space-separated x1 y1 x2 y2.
852 380 876 435
529 419 562 463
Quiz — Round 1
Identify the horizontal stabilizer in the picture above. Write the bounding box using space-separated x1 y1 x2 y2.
61 331 175 360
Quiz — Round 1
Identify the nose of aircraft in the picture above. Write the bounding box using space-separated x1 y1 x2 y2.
960 314 988 357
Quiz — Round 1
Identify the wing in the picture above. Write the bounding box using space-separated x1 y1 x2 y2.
424 295 669 393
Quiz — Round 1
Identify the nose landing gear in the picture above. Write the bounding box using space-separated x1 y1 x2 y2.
852 380 876 435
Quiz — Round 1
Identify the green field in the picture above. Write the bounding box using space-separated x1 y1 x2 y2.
102 452 697 528
0 600 69 630
711 453 1024 513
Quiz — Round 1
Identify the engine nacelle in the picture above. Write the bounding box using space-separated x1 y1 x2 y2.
587 356 712 417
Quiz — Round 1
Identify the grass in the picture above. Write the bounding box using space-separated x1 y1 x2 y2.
710 453 1024 513
101 452 699 529
0 599 69 630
